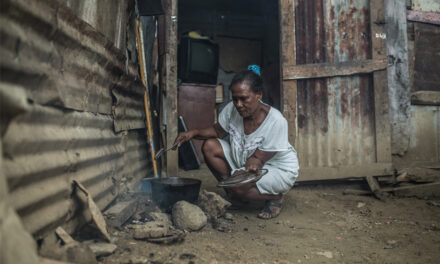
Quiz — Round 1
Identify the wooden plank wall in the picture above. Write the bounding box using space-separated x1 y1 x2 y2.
280 0 297 145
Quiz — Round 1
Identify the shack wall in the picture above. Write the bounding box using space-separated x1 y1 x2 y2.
0 0 153 238
394 1 440 169
280 0 393 180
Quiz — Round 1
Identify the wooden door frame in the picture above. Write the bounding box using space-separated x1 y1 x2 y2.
279 0 393 181
164 0 179 176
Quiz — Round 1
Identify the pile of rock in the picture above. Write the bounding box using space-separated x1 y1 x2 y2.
129 189 233 243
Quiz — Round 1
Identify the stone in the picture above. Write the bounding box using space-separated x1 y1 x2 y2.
198 190 231 220
172 201 207 231
133 221 169 239
224 213 234 221
316 251 333 259
84 242 117 257
65 244 98 264
212 217 233 233
125 256 148 264
357 202 366 208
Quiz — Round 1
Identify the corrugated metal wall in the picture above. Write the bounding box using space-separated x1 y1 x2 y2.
0 0 152 238
295 0 376 168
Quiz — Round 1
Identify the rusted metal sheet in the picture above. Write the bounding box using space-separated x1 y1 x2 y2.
0 0 142 120
0 0 153 237
63 0 131 50
2 101 151 237
295 0 376 169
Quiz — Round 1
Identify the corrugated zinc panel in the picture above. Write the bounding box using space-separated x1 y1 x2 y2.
0 0 145 129
0 0 153 237
295 0 375 169
3 100 151 237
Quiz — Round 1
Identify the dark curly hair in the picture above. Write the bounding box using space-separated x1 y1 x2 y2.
229 70 264 94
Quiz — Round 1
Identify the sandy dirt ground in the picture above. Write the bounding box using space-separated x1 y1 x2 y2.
101 165 440 264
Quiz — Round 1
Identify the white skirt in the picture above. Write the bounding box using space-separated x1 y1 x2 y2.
217 138 298 195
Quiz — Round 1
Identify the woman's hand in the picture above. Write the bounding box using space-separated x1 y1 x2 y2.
232 169 246 177
245 149 276 173
173 130 198 148
245 156 263 173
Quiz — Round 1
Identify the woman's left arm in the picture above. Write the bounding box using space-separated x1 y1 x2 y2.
245 150 276 172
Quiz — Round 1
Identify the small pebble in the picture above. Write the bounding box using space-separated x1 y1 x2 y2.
179 253 196 260
224 213 234 221
316 251 333 259
387 240 397 245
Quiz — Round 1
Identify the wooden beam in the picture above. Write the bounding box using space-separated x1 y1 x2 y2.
407 10 440 25
283 58 387 80
297 163 394 182
365 175 386 200
280 0 297 146
165 0 178 176
384 0 411 156
411 91 440 106
370 0 392 163
343 182 440 198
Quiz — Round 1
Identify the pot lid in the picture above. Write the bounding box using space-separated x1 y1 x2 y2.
217 169 268 188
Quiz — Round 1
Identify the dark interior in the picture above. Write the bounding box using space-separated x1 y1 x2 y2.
178 0 281 109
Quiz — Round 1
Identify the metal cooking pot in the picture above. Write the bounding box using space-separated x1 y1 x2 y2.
150 177 201 211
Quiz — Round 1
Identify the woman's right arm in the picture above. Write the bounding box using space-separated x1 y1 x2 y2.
174 123 227 147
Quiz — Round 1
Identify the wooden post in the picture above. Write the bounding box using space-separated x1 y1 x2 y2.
280 0 297 146
369 0 392 163
384 0 411 156
165 0 178 176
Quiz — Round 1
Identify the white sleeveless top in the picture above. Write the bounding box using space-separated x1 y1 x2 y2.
217 102 299 174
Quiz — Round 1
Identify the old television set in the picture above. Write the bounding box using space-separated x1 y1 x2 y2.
178 36 219 84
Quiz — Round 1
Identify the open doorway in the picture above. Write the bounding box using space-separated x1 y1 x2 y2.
176 0 280 162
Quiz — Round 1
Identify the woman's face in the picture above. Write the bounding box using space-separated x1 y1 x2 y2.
231 82 262 118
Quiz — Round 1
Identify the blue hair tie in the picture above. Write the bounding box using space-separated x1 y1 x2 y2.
248 65 261 76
